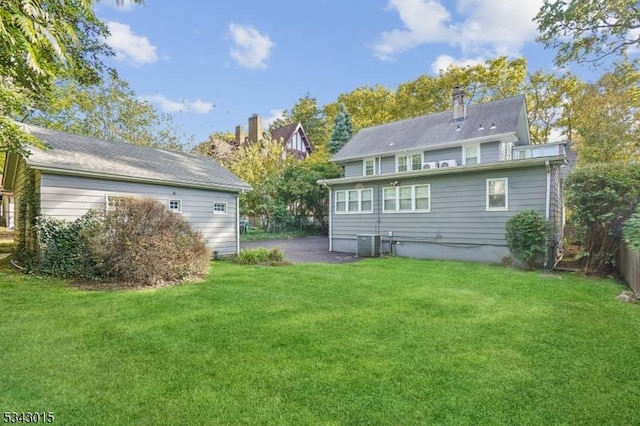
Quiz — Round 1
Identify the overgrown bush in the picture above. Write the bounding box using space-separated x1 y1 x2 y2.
623 206 640 252
235 247 286 265
84 198 210 285
505 209 551 269
565 163 640 273
32 198 211 286
34 212 101 278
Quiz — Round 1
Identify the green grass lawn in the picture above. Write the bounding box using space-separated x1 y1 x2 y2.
1 258 639 425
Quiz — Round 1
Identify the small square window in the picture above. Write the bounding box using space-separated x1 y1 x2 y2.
106 195 126 210
213 202 227 214
169 199 182 212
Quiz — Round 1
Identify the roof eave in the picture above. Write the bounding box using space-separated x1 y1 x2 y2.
31 165 252 193
318 155 566 186
331 131 518 163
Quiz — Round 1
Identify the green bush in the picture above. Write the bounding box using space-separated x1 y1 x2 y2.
565 163 640 272
623 206 640 251
235 247 286 265
32 198 211 286
505 209 551 269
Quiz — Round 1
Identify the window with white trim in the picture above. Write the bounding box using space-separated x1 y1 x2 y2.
383 184 430 213
499 141 513 161
335 189 373 214
363 158 376 176
486 178 508 211
168 199 182 213
463 144 480 165
105 195 126 210
213 202 227 214
396 152 423 172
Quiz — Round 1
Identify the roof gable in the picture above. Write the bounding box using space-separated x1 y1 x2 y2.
270 122 313 155
332 95 528 162
10 124 250 192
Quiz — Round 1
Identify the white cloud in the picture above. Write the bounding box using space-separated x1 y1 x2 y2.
106 21 158 66
373 0 543 63
430 54 486 73
263 109 285 127
141 94 214 114
228 23 275 70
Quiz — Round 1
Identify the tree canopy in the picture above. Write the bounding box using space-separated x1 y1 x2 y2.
328 104 354 155
535 0 640 66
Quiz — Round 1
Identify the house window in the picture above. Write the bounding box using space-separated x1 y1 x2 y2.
169 199 182 213
363 158 376 176
213 202 227 214
335 189 373 214
383 185 431 213
105 195 126 210
487 178 508 211
396 152 423 172
463 144 480 165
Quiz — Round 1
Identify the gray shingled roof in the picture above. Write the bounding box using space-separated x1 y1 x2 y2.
23 124 251 192
332 95 526 162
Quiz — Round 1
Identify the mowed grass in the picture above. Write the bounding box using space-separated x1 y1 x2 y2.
1 258 640 425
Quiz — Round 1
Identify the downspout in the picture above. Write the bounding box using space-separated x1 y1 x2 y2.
545 161 551 269
326 183 333 252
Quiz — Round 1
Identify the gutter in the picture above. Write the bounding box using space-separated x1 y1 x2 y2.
30 165 252 194
317 155 566 186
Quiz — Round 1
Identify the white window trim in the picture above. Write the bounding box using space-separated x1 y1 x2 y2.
168 199 182 213
486 178 508 211
213 202 228 214
462 144 481 165
395 152 424 172
382 184 431 213
363 157 377 176
334 189 374 214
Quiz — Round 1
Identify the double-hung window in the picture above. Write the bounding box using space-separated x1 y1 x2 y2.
486 178 508 211
363 158 376 176
335 189 373 214
463 144 480 165
383 185 430 213
396 152 423 172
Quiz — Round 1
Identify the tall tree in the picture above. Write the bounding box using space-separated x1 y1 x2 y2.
325 85 397 132
193 132 236 164
0 0 142 152
571 61 640 163
535 0 640 66
29 73 191 151
328 104 354 155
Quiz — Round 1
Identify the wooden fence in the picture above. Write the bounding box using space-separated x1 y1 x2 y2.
618 244 640 293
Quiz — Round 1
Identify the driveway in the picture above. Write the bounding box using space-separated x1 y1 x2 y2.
241 235 360 264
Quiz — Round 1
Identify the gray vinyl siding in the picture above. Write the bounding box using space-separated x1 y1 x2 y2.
330 165 550 262
344 161 362 178
422 147 462 165
549 164 563 244
380 156 395 174
480 141 500 163
38 173 239 254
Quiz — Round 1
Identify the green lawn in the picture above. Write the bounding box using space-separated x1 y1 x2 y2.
1 258 639 425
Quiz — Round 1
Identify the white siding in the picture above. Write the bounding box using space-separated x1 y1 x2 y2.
39 173 239 254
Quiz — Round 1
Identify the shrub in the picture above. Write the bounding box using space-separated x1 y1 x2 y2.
84 197 211 285
623 206 640 252
235 247 286 265
565 163 640 273
505 209 551 269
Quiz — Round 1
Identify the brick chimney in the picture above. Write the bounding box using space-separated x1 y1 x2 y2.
248 114 263 143
452 86 466 121
235 125 245 146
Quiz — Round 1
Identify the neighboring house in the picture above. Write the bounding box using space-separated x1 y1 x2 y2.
2 124 251 255
318 88 567 264
235 114 313 158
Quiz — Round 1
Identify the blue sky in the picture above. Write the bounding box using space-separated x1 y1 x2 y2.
95 0 577 144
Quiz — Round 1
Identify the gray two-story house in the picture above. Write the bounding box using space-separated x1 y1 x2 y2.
318 89 566 264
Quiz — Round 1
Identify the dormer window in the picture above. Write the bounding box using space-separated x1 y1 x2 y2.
396 152 423 172
462 144 480 165
363 158 377 176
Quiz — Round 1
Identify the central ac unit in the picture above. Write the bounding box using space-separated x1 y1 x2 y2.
439 159 457 167
356 234 381 257
422 161 438 170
